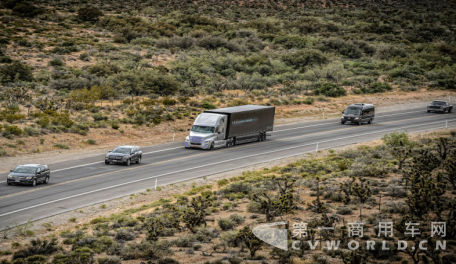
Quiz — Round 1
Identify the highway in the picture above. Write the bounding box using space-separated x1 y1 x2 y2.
0 108 455 230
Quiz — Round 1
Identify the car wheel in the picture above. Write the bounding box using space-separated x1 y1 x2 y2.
44 176 49 184
126 159 131 166
31 179 36 187
105 160 110 165
7 182 11 185
368 118 372 124
427 110 430 113
358 121 362 126
341 120 345 124
137 156 141 164
449 108 453 113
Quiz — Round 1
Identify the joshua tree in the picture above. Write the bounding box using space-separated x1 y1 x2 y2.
235 226 263 258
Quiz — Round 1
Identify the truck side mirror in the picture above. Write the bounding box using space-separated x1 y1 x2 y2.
218 132 221 134
187 129 190 131
108 150 112 152
341 111 344 114
10 170 12 172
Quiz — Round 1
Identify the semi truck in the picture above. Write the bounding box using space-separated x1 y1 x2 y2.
185 105 275 150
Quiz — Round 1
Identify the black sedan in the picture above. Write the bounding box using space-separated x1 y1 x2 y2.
7 164 50 187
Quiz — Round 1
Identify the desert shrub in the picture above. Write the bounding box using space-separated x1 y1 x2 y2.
320 38 363 59
381 131 414 148
336 207 353 215
49 58 64 67
156 36 195 50
158 258 179 264
12 238 58 260
87 63 121 78
23 127 41 136
218 179 229 187
97 257 121 264
282 49 328 71
162 97 177 106
359 82 392 94
12 3 44 17
115 229 135 241
228 214 245 225
220 183 251 195
313 83 346 97
201 102 216 109
37 116 50 128
377 46 408 60
53 247 93 264
86 139 96 145
53 143 69 149
4 125 23 135
0 61 33 84
385 184 407 198
218 219 236 231
92 113 108 121
227 99 249 107
78 6 103 22
384 201 408 214
174 235 196 247
274 35 307 49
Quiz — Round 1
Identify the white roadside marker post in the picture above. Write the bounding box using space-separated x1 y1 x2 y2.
155 178 158 190
316 142 319 152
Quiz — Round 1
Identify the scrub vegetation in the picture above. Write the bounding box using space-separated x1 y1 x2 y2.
0 0 455 156
1 129 456 263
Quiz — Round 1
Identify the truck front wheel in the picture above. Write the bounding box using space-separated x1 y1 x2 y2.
210 142 214 150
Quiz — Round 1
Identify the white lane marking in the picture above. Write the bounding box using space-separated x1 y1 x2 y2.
272 110 424 133
2 118 455 218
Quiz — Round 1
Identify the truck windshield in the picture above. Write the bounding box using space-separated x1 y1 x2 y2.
344 108 361 115
13 166 36 174
192 126 215 133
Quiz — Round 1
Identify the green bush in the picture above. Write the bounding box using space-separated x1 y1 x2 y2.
92 113 108 121
162 97 177 106
37 116 50 128
4 125 23 136
78 6 103 22
201 102 216 109
303 97 315 105
313 83 346 97
359 82 393 94
0 61 33 84
86 139 96 145
218 219 236 231
111 123 120 130
49 58 64 67
282 49 328 71
54 143 69 149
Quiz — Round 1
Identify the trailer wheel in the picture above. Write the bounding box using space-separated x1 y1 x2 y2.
233 138 236 146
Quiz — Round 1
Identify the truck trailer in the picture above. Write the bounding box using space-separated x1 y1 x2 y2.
185 105 275 150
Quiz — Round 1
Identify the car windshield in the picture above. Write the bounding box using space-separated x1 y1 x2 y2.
112 148 131 154
432 101 445 106
192 125 215 133
12 166 36 174
344 107 361 115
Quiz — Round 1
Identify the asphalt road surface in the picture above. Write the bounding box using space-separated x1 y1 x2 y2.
0 108 455 230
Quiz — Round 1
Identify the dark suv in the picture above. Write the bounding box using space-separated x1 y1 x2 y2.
105 145 142 166
427 101 453 113
7 164 50 186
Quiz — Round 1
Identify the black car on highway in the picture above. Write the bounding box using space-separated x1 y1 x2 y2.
427 100 453 113
105 145 142 166
7 164 50 186
341 103 375 125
